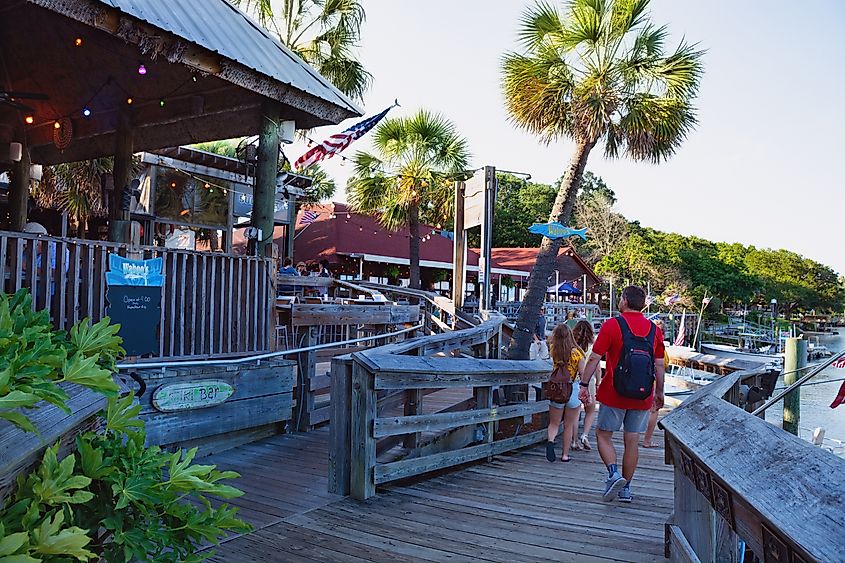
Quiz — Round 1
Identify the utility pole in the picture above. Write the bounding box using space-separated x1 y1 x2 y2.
783 337 806 436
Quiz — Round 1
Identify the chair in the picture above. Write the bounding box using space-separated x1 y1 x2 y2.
276 324 290 350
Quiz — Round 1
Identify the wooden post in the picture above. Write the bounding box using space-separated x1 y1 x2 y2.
328 356 353 495
286 194 296 260
109 109 133 242
783 337 805 436
8 142 29 231
452 181 466 321
295 326 317 431
254 100 281 257
478 166 495 311
350 359 376 500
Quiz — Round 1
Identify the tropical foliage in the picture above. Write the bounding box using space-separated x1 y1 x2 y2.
234 0 372 101
501 0 704 358
347 110 469 288
0 290 249 562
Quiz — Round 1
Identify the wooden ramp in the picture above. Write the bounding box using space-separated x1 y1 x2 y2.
204 426 672 562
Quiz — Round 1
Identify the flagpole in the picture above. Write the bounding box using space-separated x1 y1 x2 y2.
692 288 709 351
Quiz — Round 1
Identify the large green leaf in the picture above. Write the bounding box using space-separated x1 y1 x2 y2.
30 512 94 560
61 353 118 396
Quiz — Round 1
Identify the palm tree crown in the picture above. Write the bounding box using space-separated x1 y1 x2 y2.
500 0 703 361
347 110 470 288
235 0 371 101
503 0 703 161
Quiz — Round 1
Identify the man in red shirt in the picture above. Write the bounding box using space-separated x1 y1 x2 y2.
579 286 665 503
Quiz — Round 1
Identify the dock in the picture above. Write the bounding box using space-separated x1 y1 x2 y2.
204 427 672 562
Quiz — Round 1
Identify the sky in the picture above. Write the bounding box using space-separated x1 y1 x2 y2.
287 0 845 274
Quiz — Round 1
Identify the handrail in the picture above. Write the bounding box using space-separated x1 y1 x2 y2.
751 347 845 416
116 323 423 370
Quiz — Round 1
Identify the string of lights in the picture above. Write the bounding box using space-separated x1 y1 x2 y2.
301 208 448 243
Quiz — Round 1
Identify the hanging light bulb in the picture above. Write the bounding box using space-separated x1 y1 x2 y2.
74 37 83 46
53 121 61 130
82 107 91 117
24 115 34 124
159 99 165 108
126 97 134 105
359 226 363 232
170 182 177 188
137 64 147 75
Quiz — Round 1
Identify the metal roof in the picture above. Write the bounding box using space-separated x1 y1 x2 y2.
103 0 362 117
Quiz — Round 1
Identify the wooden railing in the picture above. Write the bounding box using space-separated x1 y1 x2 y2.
357 281 478 333
1 230 275 359
660 366 845 562
329 315 549 499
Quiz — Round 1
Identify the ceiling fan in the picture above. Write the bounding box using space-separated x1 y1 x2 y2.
0 90 49 112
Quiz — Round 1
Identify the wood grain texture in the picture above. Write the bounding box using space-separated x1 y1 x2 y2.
374 401 549 438
291 304 420 327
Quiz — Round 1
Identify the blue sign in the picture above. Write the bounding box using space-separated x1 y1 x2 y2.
528 222 587 241
106 255 164 287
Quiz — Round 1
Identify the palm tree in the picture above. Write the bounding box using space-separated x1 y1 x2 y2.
234 0 371 101
35 158 112 238
347 110 469 289
501 0 703 359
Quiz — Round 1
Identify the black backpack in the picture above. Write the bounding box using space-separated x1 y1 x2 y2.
613 317 656 400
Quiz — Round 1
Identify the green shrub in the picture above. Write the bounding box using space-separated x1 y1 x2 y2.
0 291 250 561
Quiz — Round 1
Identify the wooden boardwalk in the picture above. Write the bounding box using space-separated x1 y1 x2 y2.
204 425 672 562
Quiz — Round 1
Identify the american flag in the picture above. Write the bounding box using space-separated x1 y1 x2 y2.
833 358 845 369
674 311 686 346
299 210 319 225
664 293 680 306
294 103 396 171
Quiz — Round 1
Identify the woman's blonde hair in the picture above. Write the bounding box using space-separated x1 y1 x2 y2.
548 323 581 375
572 320 594 352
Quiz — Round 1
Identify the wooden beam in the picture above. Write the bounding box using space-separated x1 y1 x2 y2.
373 400 549 438
373 428 546 485
254 99 280 257
109 108 133 242
8 141 29 231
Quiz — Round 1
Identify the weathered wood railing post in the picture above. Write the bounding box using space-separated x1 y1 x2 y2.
783 337 805 436
328 355 354 495
295 325 318 431
350 358 376 500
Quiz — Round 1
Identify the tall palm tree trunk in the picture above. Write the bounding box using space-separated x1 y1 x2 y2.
409 202 421 289
507 140 595 360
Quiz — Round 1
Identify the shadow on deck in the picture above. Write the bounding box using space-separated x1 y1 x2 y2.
203 426 672 562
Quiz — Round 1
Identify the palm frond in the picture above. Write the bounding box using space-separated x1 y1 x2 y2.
517 1 564 50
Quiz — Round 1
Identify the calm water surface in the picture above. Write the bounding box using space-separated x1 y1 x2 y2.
767 332 845 450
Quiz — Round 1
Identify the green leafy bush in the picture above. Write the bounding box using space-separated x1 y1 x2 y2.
0 291 250 561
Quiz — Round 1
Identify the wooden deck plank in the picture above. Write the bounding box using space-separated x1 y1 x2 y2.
203 425 673 562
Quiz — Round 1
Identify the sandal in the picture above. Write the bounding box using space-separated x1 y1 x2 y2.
545 441 556 462
560 456 571 462
580 434 591 451
570 441 581 451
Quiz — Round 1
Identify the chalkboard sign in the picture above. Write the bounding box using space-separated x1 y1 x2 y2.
152 380 235 412
106 286 161 356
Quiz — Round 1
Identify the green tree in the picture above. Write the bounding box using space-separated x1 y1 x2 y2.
347 110 469 288
501 0 703 358
234 0 371 101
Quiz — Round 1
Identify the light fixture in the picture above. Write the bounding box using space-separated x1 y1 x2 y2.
179 209 190 216
74 37 83 46
24 115 34 124
126 97 133 105
137 64 147 75
53 121 61 129
82 108 91 117
204 183 210 189
159 99 165 108
170 182 177 188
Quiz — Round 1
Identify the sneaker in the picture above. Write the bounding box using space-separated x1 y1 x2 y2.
617 486 633 503
603 471 626 501
545 441 556 462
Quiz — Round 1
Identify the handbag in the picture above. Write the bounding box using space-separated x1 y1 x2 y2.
544 364 573 405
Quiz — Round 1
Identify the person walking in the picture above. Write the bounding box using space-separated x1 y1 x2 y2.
571 320 598 451
579 286 665 503
544 324 586 463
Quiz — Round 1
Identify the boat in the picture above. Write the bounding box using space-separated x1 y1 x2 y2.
664 364 717 407
700 342 783 365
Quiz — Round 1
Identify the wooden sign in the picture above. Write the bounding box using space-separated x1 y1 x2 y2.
528 222 587 240
152 380 234 412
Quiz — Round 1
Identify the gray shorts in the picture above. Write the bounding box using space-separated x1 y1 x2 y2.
597 405 649 433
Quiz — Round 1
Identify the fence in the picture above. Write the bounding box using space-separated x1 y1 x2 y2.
660 365 844 562
329 315 549 499
1 230 275 359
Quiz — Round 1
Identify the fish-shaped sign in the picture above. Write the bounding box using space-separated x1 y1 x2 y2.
528 222 587 241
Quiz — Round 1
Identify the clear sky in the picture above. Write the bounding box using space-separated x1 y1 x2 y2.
288 0 845 274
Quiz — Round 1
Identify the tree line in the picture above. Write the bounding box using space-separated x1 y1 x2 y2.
487 172 845 315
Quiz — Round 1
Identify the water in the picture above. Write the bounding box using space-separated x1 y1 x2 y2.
767 332 845 452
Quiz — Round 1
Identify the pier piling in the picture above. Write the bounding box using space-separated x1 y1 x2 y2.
783 337 806 436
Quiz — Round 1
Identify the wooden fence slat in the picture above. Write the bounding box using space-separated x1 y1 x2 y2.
373 400 549 438
226 256 233 354
209 256 217 355
54 241 67 329
350 359 376 500
189 253 198 356
178 253 186 356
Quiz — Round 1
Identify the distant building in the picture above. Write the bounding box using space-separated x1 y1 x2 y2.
287 202 601 303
